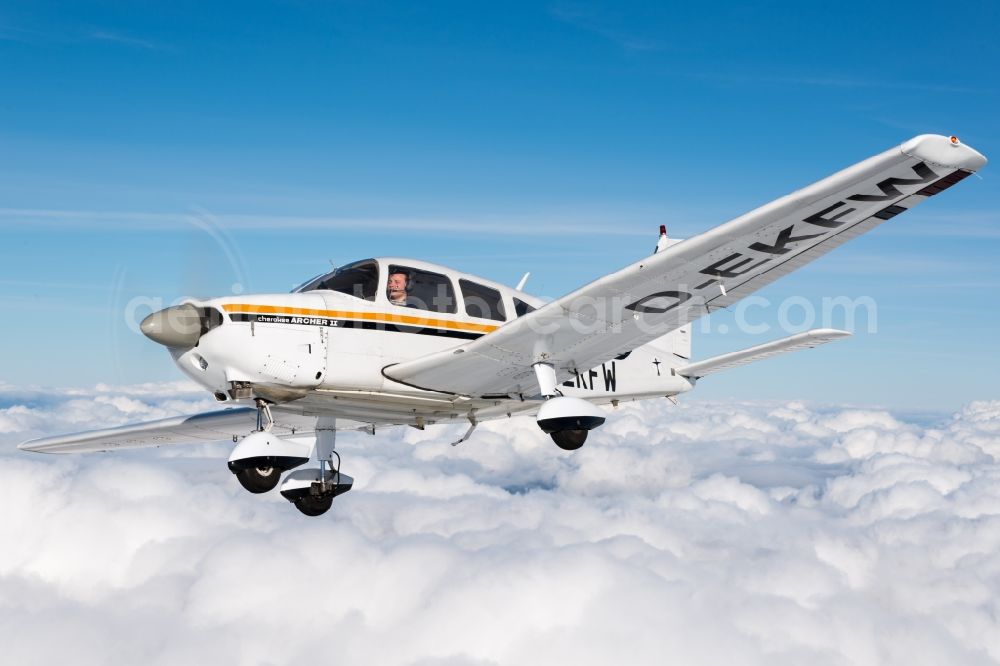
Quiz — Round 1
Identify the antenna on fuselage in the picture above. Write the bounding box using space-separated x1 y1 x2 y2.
516 272 531 291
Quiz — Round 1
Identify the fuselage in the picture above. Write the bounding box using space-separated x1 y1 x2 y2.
167 257 693 427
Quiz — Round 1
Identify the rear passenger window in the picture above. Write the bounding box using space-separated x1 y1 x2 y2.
514 298 536 317
460 280 506 321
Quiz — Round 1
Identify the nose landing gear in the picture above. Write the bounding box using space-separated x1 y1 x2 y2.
229 405 353 516
277 416 353 517
292 493 334 517
279 457 353 516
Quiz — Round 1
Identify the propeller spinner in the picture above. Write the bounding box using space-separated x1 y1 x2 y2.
140 303 223 348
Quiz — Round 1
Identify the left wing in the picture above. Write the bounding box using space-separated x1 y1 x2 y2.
385 134 986 397
19 408 314 454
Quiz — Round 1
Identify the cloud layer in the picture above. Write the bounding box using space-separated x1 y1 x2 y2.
3 385 1000 665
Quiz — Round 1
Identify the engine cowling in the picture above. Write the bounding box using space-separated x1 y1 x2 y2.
536 396 606 450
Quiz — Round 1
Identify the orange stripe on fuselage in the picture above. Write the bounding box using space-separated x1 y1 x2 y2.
221 303 500 334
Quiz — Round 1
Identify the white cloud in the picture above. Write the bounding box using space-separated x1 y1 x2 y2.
0 381 215 437
3 386 1000 665
0 208 654 237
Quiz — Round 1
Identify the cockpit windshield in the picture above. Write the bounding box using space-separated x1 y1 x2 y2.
294 260 379 301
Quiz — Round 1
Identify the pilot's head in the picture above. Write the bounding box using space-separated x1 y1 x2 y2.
387 271 409 305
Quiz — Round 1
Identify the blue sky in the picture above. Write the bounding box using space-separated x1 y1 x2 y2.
1 0 997 408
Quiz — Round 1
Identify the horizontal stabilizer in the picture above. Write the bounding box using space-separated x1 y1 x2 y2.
674 328 851 379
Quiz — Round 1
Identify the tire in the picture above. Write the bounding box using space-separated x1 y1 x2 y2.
235 466 281 494
551 429 588 451
294 494 334 517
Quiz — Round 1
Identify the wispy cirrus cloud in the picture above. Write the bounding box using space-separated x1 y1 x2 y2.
548 4 664 53
683 70 984 96
0 21 163 50
0 207 653 237
810 252 994 277
757 74 982 95
887 210 1000 239
0 24 45 43
85 29 160 50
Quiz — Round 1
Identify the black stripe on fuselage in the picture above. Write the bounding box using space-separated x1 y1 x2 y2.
228 313 484 340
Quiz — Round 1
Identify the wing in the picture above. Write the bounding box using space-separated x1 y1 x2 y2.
19 407 316 454
385 134 986 397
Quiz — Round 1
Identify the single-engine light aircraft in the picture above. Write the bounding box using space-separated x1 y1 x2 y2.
21 134 987 516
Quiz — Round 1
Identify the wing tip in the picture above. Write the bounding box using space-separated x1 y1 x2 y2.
809 327 852 339
18 439 51 453
901 134 987 172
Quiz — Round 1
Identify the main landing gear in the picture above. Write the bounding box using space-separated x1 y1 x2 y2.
548 429 589 451
279 417 353 517
228 403 353 517
532 363 607 451
235 465 281 493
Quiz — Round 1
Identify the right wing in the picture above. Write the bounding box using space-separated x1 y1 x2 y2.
385 134 986 397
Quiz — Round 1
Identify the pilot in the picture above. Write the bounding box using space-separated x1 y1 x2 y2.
387 270 411 307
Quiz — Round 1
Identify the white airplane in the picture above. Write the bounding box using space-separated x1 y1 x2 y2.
20 134 987 516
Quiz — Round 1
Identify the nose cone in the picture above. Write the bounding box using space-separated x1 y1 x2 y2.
141 304 204 348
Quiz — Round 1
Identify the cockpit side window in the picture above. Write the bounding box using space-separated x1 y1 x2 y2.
296 261 379 301
387 265 457 314
460 279 506 321
513 298 536 317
